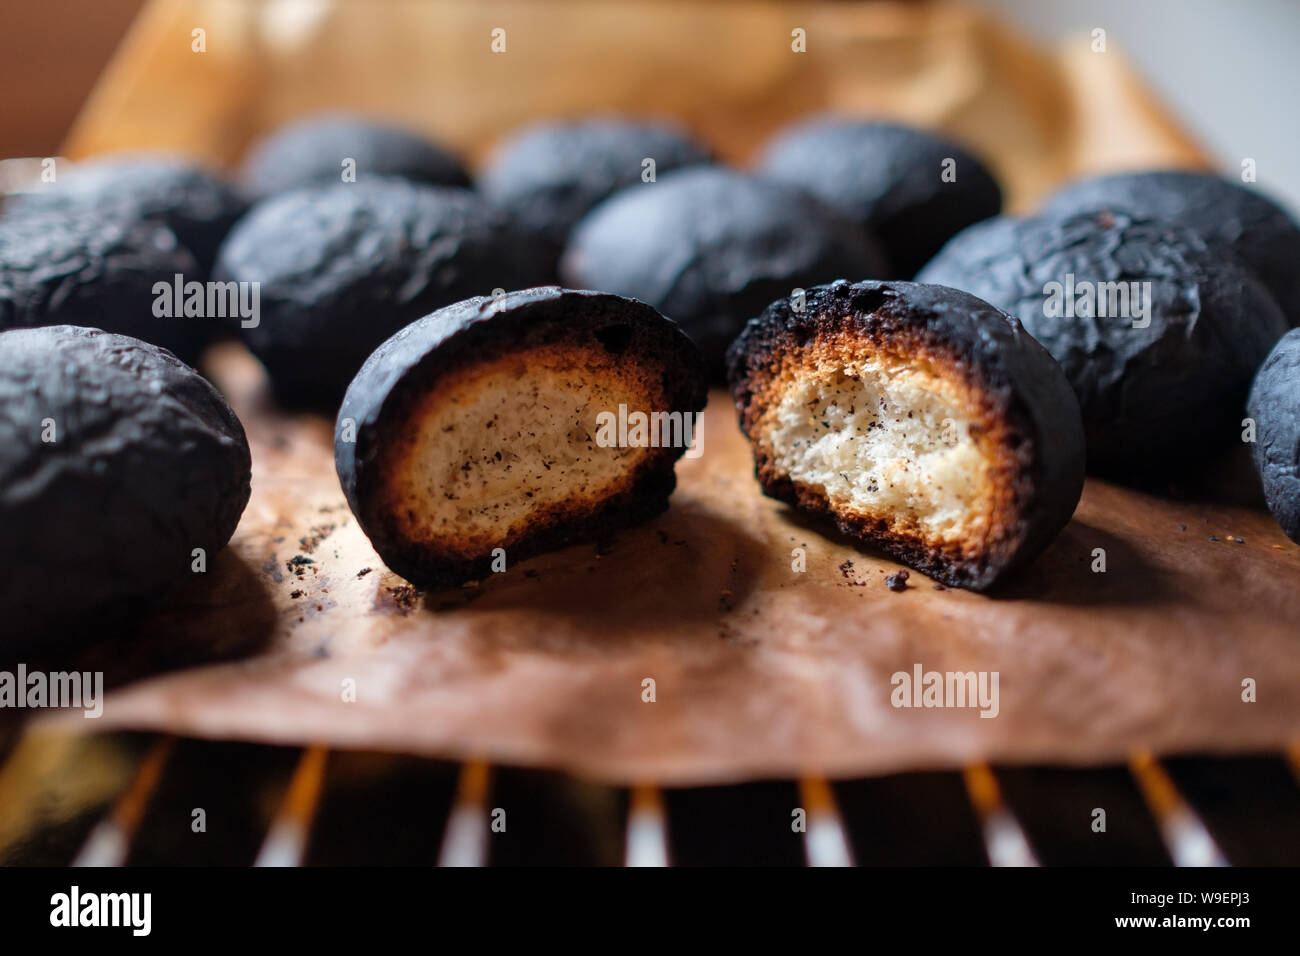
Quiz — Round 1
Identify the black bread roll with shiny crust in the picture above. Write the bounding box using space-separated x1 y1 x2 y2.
0 326 251 652
1247 329 1300 542
917 209 1288 477
336 287 708 588
560 166 887 374
726 280 1085 592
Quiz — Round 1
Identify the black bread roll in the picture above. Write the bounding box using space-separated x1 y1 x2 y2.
1247 329 1300 542
480 116 712 252
239 112 471 199
1043 170 1300 327
213 178 553 410
756 117 1002 279
917 209 1288 477
4 154 248 275
561 166 887 374
0 325 251 652
0 210 209 365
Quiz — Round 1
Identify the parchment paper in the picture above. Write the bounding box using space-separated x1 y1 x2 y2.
30 1 1299 783
37 346 1300 784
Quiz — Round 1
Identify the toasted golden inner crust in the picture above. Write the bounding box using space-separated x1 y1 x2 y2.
749 334 1016 555
378 344 667 558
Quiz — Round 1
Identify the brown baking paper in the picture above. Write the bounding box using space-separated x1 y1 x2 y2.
30 1 1299 783
36 347 1300 785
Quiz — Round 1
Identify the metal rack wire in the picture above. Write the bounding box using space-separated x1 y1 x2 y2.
1 730 1296 866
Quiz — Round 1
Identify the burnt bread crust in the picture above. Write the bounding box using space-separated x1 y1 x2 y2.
3 154 248 275
755 118 1002 279
0 210 208 364
480 117 712 254
561 166 888 375
336 287 708 588
917 209 1288 477
1043 170 1300 326
239 112 471 200
1247 329 1300 542
213 178 553 410
0 326 251 651
726 279 1085 591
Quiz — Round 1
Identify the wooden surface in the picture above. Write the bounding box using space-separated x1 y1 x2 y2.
60 0 1207 210
0 0 142 158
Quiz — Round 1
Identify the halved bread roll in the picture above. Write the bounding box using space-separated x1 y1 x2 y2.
336 287 707 588
726 280 1085 591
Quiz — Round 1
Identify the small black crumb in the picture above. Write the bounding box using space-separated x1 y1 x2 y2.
387 584 419 610
933 583 947 591
1179 524 1187 531
838 558 867 587
298 523 336 554
884 570 910 592
286 554 315 576
290 589 304 599
1208 535 1219 542
356 567 372 578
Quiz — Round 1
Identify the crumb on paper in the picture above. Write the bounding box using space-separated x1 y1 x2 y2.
298 523 336 553
387 584 419 610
